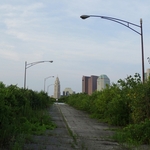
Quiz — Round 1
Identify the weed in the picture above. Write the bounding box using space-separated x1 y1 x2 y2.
0 83 56 149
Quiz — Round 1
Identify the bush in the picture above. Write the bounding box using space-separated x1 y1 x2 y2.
113 119 150 145
0 82 56 149
65 73 150 145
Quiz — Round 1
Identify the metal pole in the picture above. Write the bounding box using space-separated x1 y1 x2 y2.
24 61 27 89
140 19 145 82
44 78 46 92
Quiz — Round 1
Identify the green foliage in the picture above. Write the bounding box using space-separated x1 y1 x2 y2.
65 73 150 145
0 82 56 149
65 93 90 111
113 119 150 145
124 119 150 144
58 96 68 102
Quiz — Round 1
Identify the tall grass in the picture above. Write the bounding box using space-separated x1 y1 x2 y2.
0 82 56 149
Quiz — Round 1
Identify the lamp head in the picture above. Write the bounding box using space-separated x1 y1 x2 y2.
49 61 53 63
80 15 90 19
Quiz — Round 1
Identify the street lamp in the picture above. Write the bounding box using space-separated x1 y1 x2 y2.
80 15 145 82
24 60 53 89
47 84 54 95
44 76 54 92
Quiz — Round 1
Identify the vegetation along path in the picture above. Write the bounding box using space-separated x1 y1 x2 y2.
24 103 120 150
24 103 75 150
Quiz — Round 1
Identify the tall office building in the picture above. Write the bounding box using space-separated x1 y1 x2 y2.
88 75 98 95
82 76 90 94
146 69 150 80
82 75 98 95
53 77 60 99
97 74 110 91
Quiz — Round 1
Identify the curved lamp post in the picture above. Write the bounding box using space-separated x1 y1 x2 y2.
80 15 145 82
47 84 54 95
44 76 54 92
24 60 53 89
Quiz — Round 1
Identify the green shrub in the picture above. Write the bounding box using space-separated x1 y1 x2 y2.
113 119 150 145
0 83 56 149
65 73 150 145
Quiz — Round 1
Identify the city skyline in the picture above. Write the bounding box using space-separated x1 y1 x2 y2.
82 74 110 95
1 1 150 96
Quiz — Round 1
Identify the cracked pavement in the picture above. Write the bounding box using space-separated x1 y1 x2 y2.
24 103 120 150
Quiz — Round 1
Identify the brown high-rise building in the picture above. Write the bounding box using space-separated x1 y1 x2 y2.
82 76 90 94
82 75 98 95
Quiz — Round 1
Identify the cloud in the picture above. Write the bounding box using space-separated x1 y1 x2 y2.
0 0 150 92
0 47 19 61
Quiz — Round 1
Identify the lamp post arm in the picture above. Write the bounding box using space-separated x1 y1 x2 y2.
26 61 53 69
81 15 141 35
45 76 54 80
102 16 141 35
24 60 53 89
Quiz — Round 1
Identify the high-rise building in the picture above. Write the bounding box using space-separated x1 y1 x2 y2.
82 75 98 95
53 77 60 99
82 76 90 94
146 69 150 80
88 75 98 95
97 74 110 91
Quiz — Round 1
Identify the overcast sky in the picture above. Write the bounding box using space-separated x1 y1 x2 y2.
0 0 150 95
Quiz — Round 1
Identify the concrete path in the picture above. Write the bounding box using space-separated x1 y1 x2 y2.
24 103 75 150
24 103 121 150
57 103 119 150
24 103 150 150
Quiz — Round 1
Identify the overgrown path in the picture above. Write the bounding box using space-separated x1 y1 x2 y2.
24 103 119 150
57 103 119 150
24 103 75 150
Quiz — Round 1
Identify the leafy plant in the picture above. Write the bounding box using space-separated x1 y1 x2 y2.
0 82 56 149
65 73 150 145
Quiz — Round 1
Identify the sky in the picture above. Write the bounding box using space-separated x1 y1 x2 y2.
0 0 150 96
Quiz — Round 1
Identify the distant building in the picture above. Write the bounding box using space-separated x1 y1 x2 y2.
53 77 61 99
146 68 150 80
82 75 98 95
63 88 75 96
82 76 90 94
97 74 110 91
